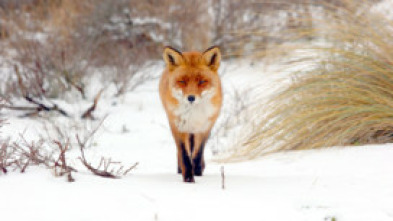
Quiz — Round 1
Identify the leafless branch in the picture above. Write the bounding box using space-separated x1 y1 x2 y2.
76 134 138 178
81 88 104 120
53 139 76 182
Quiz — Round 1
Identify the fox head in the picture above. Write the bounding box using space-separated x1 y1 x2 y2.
163 46 221 105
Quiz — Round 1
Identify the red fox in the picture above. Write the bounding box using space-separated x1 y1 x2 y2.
159 46 223 182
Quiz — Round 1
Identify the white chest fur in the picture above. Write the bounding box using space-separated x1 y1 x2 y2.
171 88 218 133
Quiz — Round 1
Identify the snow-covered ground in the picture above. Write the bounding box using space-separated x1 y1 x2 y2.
1 61 393 221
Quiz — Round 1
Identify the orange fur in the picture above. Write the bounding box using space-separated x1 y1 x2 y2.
159 46 222 182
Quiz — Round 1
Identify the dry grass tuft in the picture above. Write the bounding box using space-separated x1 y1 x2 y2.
231 0 393 160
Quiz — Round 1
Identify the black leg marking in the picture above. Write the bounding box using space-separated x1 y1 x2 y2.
193 140 206 176
189 133 194 153
177 158 182 174
180 142 194 182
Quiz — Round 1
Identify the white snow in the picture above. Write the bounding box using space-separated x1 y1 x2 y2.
1 61 393 221
371 0 393 20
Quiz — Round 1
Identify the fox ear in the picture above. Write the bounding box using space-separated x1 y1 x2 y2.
202 46 221 71
163 46 184 68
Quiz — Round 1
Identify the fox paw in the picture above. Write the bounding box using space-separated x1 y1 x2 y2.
183 175 195 183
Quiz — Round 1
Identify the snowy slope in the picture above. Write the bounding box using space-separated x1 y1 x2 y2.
1 145 393 221
1 61 393 221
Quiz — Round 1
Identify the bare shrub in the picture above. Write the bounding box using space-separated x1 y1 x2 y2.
77 0 160 95
1 0 160 104
44 117 138 179
0 116 137 180
73 118 138 178
0 34 93 117
78 135 138 178
12 137 54 173
210 0 312 57
4 135 76 181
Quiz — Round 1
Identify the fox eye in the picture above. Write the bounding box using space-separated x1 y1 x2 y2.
198 80 208 86
178 80 186 85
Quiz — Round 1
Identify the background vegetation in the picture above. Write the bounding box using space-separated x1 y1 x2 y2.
1 0 392 163
231 0 393 160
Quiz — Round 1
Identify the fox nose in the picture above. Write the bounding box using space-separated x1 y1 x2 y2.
187 95 195 103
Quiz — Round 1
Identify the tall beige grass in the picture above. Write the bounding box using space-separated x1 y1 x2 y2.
231 0 393 160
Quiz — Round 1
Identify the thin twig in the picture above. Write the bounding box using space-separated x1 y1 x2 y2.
123 162 139 176
81 88 104 119
221 166 225 190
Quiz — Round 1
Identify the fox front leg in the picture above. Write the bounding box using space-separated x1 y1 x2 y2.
177 136 194 182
